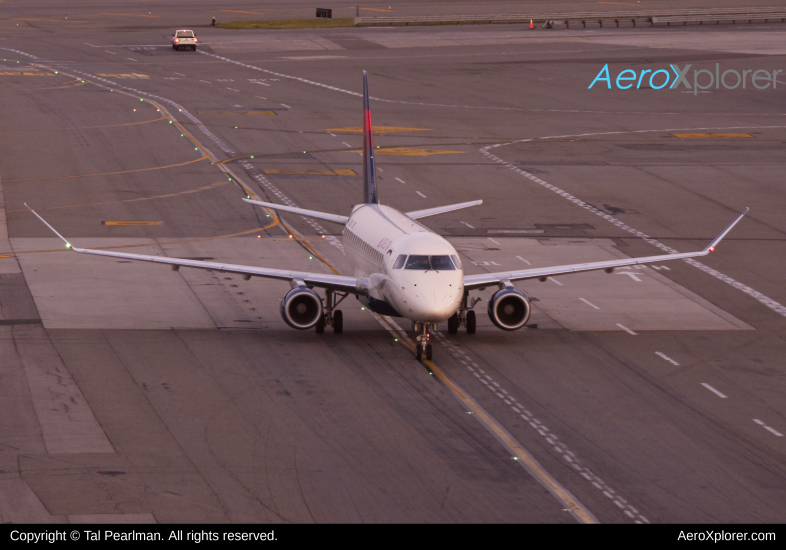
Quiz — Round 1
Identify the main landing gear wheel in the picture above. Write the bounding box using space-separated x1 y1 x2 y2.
333 310 343 333
448 313 459 334
466 310 476 334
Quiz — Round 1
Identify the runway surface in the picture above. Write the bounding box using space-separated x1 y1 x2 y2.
1 1 785 523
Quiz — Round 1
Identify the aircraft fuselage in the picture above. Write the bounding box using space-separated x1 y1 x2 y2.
342 204 463 322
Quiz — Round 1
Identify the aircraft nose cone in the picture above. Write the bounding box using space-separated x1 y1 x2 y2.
418 290 448 303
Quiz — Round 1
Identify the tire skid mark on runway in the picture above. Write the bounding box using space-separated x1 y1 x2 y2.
480 128 786 319
432 332 649 524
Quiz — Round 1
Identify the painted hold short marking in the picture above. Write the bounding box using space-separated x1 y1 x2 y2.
461 221 475 229
550 278 563 286
516 256 531 265
579 298 600 310
488 237 501 246
416 191 427 198
227 87 239 92
395 177 406 184
656 352 679 366
200 80 211 83
701 383 727 398
616 323 637 335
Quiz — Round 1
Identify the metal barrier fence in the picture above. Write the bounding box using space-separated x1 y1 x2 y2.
354 7 786 27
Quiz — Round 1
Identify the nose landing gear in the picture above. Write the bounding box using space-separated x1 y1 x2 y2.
448 291 480 335
316 289 347 334
414 322 433 361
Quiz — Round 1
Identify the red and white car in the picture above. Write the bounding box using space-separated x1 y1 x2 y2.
172 30 197 51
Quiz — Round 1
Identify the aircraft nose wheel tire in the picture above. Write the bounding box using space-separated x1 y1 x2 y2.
447 313 459 334
333 310 343 333
416 343 433 361
466 310 476 334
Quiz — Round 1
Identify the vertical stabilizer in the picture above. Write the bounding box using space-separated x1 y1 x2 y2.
362 70 379 204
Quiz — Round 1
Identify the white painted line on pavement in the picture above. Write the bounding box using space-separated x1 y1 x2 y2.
656 352 679 365
754 419 783 436
416 191 427 198
579 298 600 310
516 256 531 265
701 383 727 398
461 221 474 229
616 323 637 335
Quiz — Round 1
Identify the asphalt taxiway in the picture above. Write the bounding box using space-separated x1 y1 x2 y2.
1 1 785 524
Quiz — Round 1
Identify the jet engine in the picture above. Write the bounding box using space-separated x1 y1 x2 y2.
280 287 323 330
487 288 531 331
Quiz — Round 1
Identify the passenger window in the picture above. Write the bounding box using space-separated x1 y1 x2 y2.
393 255 407 269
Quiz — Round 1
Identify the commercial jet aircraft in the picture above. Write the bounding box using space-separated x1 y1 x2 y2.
27 71 748 360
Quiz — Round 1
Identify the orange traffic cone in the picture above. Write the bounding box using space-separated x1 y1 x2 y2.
530 19 534 29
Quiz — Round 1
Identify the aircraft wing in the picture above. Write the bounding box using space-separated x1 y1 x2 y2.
25 205 368 295
406 200 483 220
464 209 748 291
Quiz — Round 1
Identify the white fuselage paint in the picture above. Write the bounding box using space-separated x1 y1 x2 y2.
342 204 463 322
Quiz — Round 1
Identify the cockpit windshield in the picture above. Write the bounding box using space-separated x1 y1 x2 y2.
404 255 456 270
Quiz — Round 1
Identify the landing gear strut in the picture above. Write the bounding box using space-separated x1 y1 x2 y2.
448 291 480 335
316 289 347 334
414 322 433 361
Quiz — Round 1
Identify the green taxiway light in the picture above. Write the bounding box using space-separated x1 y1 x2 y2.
303 151 306 154
361 307 365 311
140 99 143 101
169 121 173 124
266 214 270 217
235 126 238 129
394 338 398 342
65 243 72 249
309 256 313 260
194 147 198 150
247 195 251 199
250 156 254 159
513 457 519 461
181 134 184 136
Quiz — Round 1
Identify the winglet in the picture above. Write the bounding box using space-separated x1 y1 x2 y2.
362 70 378 205
704 208 748 252
24 204 73 249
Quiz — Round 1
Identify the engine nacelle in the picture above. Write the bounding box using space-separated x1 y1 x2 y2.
280 287 323 330
487 288 531 331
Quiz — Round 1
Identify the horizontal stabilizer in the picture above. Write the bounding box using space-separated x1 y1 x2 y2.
406 200 483 220
243 198 349 225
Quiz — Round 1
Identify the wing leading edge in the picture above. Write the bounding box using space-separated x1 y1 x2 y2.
25 204 367 295
464 209 748 290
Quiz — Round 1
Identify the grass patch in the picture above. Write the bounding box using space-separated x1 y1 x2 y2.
217 18 355 30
